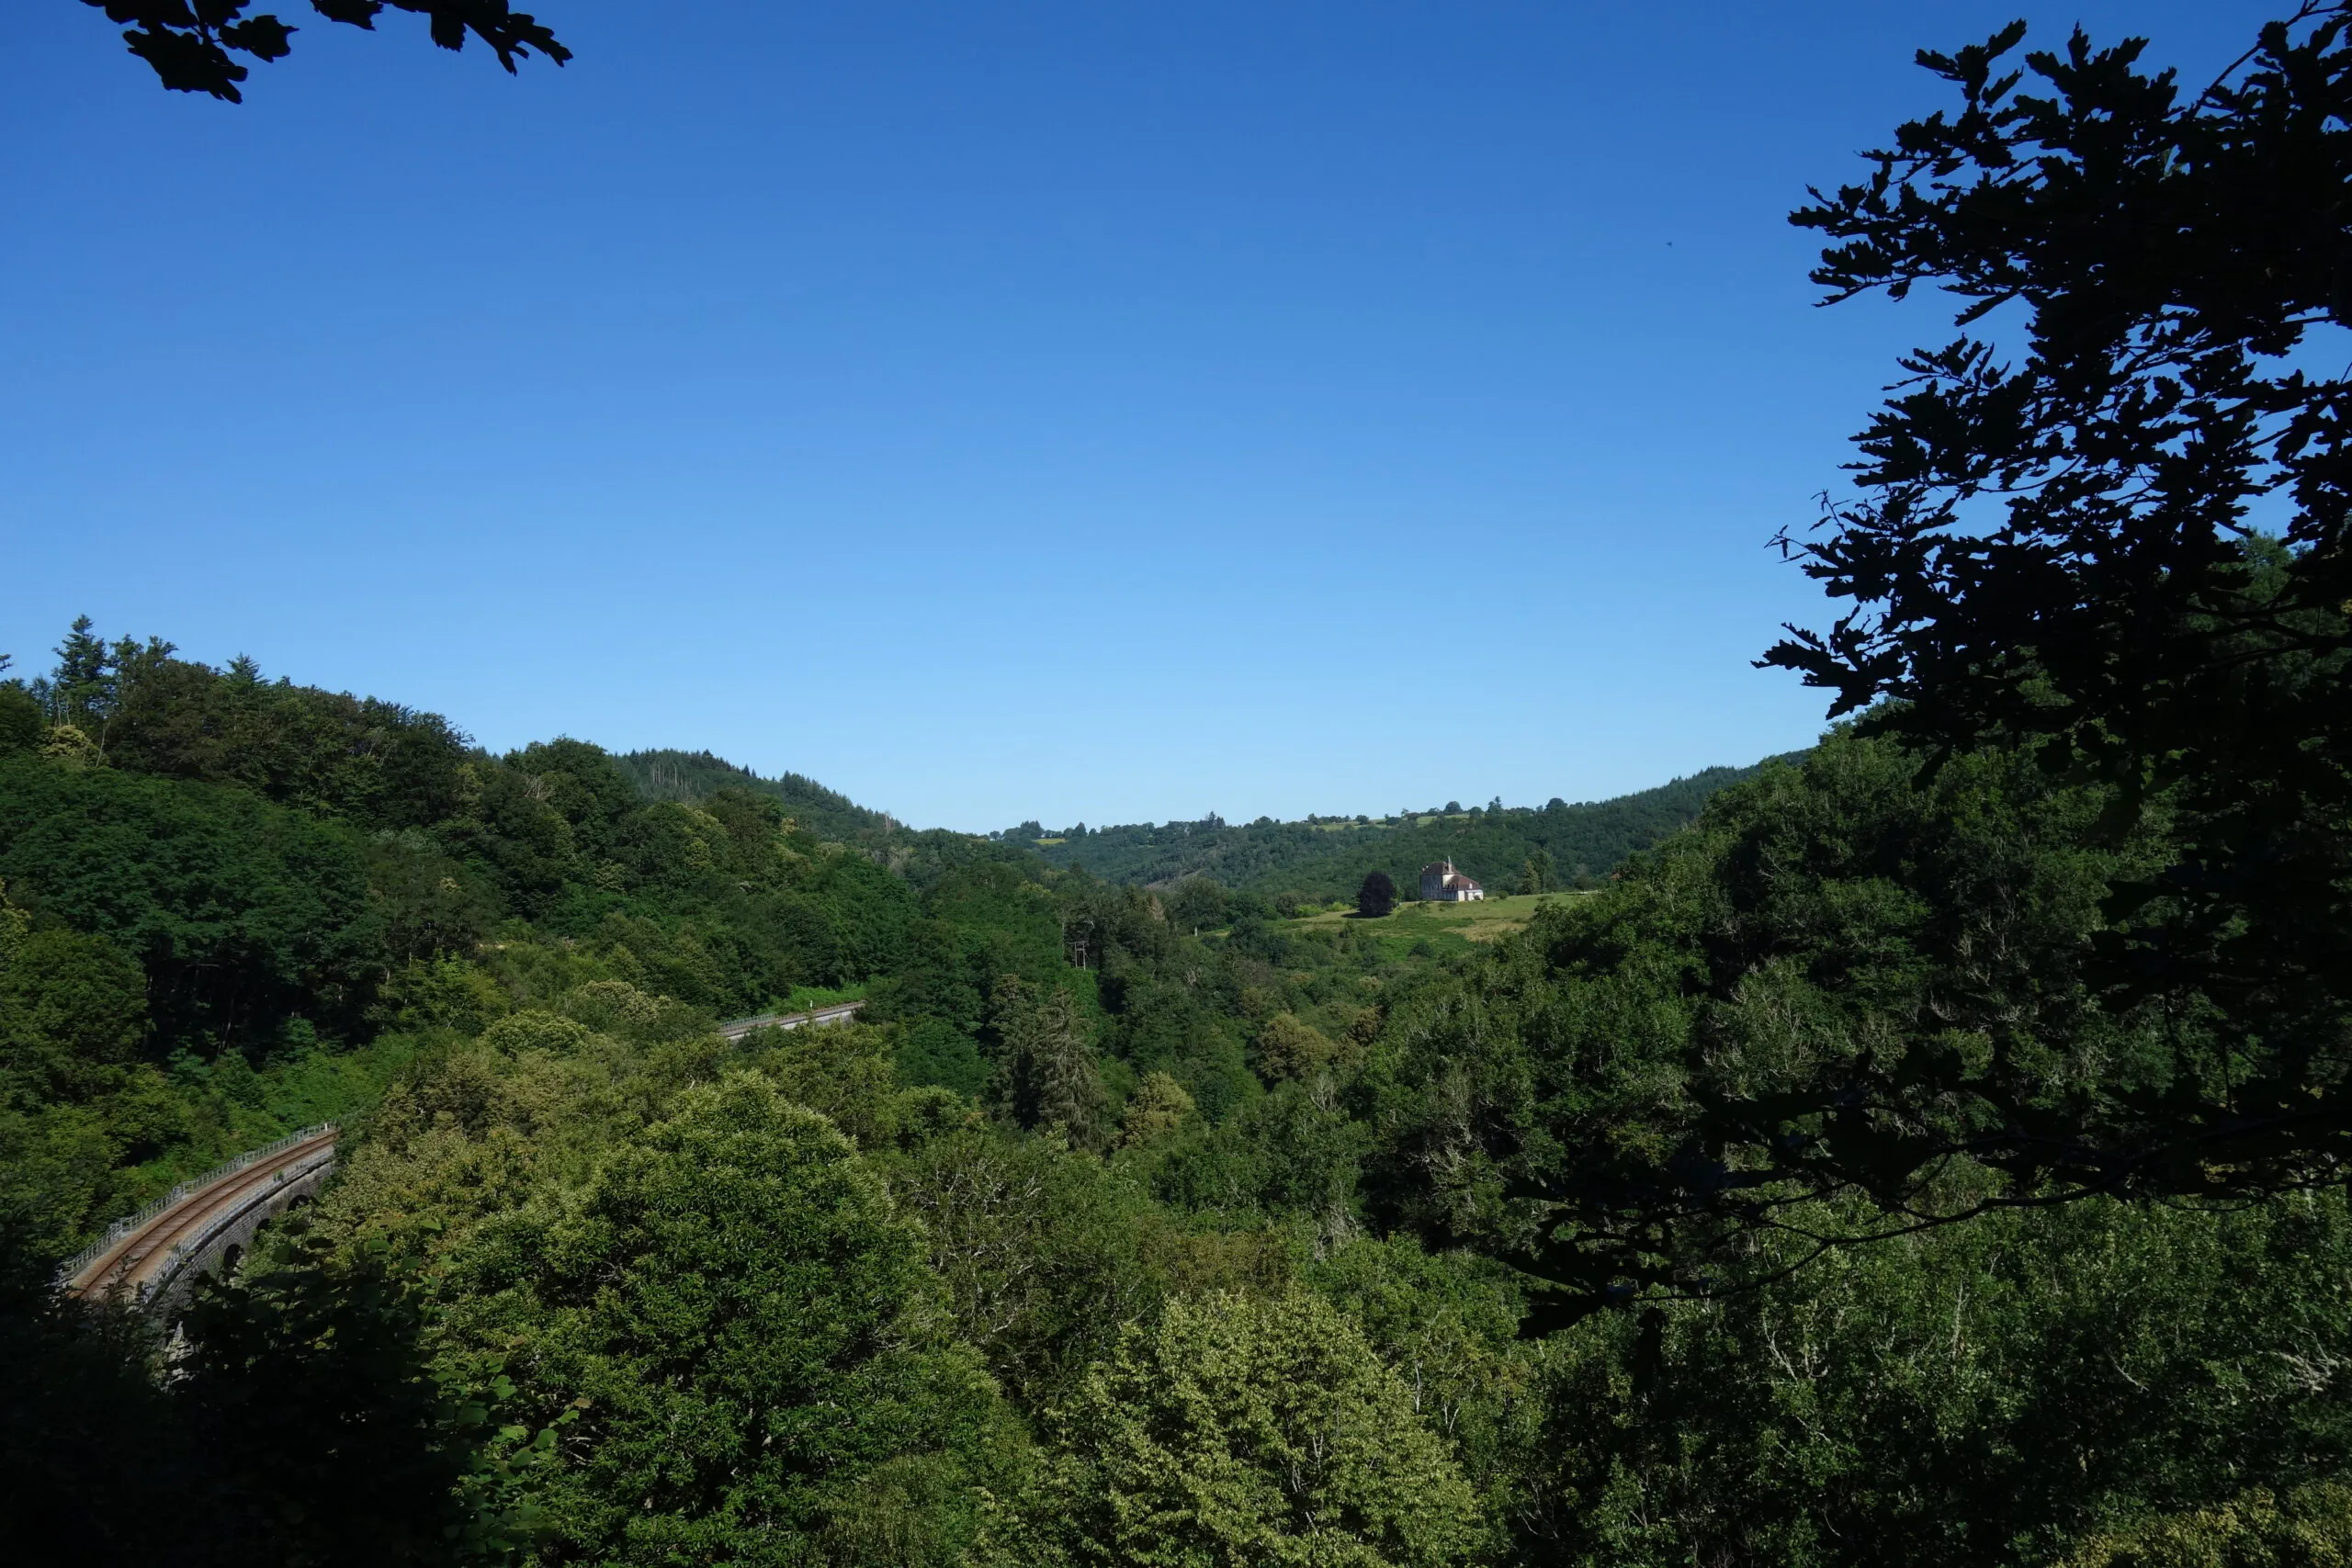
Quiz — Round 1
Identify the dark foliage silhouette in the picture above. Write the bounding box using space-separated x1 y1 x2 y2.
83 1 568 103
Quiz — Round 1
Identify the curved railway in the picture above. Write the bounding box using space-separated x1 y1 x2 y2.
62 1003 863 1313
64 1124 341 1311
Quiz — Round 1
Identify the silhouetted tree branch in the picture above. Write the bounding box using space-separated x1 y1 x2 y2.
83 1 570 103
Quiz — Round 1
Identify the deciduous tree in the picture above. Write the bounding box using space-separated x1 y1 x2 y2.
1735 2 2352 1226
82 0 570 104
459 1073 1016 1564
1000 1290 1487 1568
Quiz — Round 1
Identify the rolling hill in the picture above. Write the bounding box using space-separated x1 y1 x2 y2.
615 746 1804 902
1017 756 1804 899
616 749 902 844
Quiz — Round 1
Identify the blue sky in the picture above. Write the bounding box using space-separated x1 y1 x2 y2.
0 0 2281 831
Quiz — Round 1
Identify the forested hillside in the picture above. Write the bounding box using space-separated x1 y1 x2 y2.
609 745 1770 907
0 622 988 1262
616 748 901 845
10 8 2352 1565
7 616 2347 1568
1020 761 1786 901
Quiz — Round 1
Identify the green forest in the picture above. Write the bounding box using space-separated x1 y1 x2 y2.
1013 761 1792 905
11 7 2352 1567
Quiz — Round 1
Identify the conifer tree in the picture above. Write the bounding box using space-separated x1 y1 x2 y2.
988 978 1108 1150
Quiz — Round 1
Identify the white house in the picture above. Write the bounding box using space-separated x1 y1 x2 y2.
1419 860 1485 902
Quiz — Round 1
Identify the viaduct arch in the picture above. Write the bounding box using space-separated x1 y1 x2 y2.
62 1124 340 1316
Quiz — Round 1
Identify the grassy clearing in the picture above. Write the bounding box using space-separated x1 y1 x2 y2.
1283 892 1588 956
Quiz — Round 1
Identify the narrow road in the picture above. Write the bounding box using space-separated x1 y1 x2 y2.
718 999 865 1042
67 1125 340 1304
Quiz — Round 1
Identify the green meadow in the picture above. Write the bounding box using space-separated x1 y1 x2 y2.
1282 891 1588 956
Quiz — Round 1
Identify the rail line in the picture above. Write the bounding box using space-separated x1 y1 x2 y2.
62 1005 859 1310
64 1124 340 1309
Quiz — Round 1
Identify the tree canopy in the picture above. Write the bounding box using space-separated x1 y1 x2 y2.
84 0 569 103
12 8 2352 1565
1002 1290 1488 1568
1738 1 2352 1234
453 1073 1013 1564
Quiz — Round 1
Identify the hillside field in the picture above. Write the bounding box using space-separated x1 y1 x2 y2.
1282 891 1585 957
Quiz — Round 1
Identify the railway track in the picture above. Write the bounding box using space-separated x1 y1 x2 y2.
64 1124 341 1309
62 1007 854 1310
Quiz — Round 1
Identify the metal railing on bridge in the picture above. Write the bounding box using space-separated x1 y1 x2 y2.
58 1122 337 1285
718 1000 865 1042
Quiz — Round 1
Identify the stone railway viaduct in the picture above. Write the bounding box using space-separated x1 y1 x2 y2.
62 1001 865 1314
62 1124 341 1315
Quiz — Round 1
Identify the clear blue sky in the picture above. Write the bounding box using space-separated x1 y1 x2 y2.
0 0 2279 831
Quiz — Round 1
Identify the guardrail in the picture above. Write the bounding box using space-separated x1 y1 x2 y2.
718 1000 865 1042
59 1122 336 1285
137 1137 343 1306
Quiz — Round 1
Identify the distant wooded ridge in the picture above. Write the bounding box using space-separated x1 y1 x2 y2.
615 749 901 845
1012 762 1802 897
618 746 1803 900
